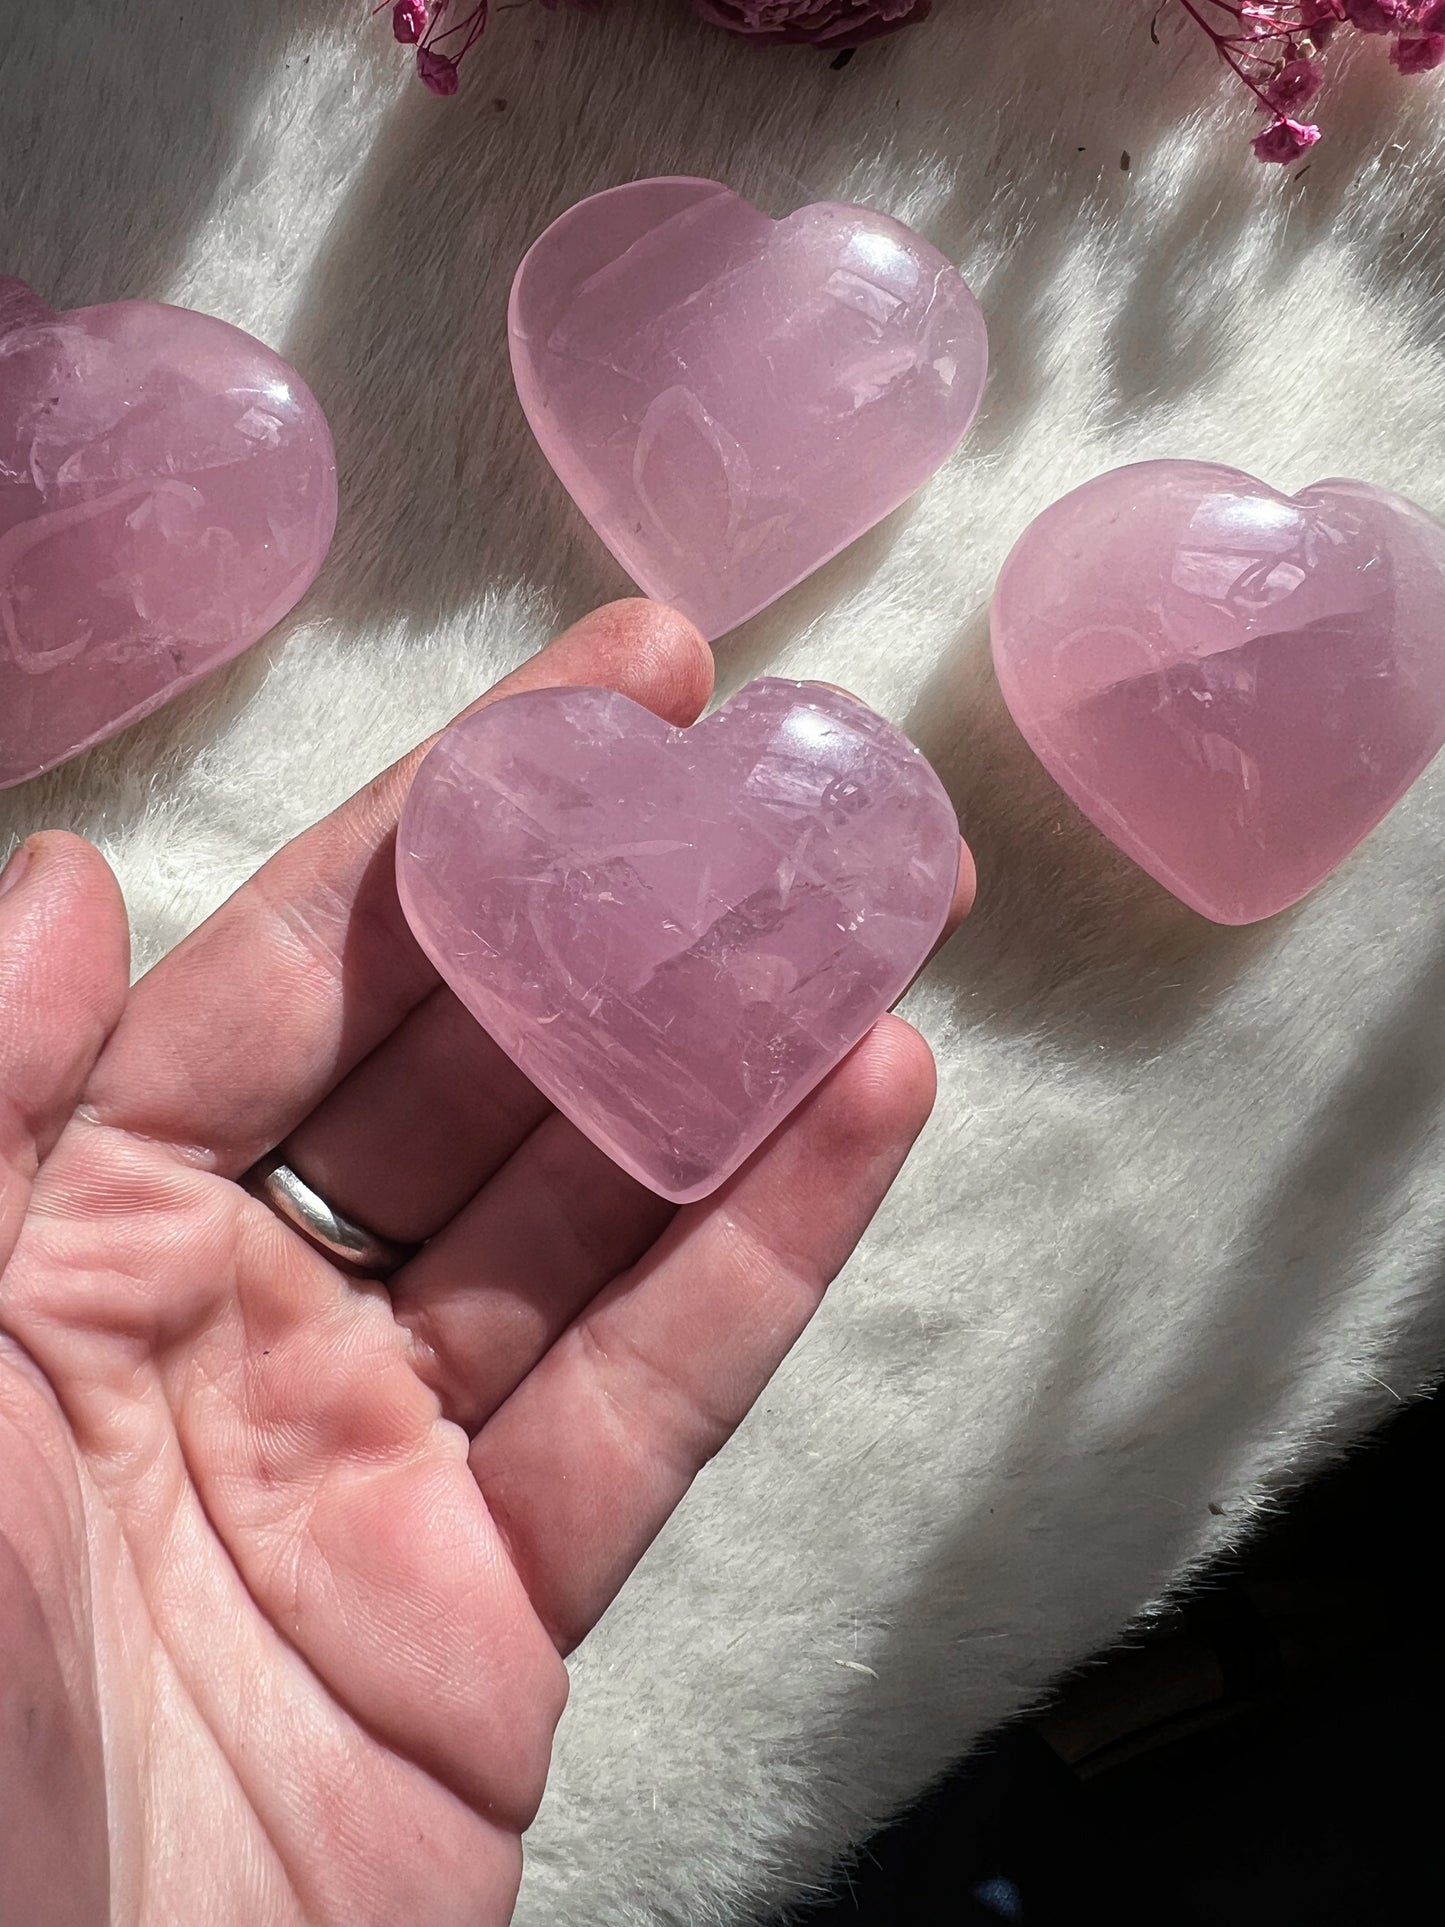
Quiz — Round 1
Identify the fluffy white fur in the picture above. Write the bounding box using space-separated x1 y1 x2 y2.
6 3 1445 1918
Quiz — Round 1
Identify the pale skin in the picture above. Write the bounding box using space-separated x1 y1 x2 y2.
0 602 973 1927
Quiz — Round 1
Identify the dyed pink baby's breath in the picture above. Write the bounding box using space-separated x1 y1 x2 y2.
373 0 1445 104
1392 25 1445 60
1177 0 1445 162
414 0 489 92
1263 51 1325 103
392 0 429 41
1252 111 1322 156
1343 0 1401 30
416 43 460 90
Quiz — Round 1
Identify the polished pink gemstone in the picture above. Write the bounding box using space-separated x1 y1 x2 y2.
990 460 1445 924
0 277 336 788
508 178 987 641
396 679 960 1201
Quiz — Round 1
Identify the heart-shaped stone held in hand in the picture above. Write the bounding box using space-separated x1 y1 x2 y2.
0 276 336 788
509 178 987 641
990 459 1445 925
397 679 961 1201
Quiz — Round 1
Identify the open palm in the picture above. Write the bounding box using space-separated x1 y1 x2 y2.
0 603 966 1927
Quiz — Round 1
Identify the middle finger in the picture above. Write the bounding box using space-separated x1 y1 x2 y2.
278 982 550 1244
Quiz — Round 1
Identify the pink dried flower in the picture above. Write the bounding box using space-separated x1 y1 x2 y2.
688 0 930 48
1175 0 1445 165
404 0 489 92
416 42 460 90
1342 0 1400 30
392 0 428 41
1252 114 1323 161
1295 4 1339 50
1263 53 1324 108
1392 27 1445 66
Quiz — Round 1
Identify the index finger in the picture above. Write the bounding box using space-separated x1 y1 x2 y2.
82 602 714 1175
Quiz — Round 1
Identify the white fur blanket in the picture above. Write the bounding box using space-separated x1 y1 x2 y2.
6 3 1445 1920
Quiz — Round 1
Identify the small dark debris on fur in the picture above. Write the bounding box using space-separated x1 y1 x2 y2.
1121 150 1132 170
1208 1501 1226 1516
831 48 857 70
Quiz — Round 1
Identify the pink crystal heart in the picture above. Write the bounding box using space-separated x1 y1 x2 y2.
396 678 960 1201
508 178 988 641
990 460 1445 925
0 277 337 788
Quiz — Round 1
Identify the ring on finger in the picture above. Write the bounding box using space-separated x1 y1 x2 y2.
245 1155 418 1278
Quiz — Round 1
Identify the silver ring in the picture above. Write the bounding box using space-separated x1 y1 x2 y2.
248 1157 417 1278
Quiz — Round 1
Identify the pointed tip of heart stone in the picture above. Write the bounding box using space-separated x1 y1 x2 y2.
509 177 987 641
396 677 961 1200
990 459 1445 924
0 286 337 789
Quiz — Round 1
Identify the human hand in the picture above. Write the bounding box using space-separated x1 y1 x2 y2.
0 602 972 1927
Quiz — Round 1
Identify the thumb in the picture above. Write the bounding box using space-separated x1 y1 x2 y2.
0 835 129 1264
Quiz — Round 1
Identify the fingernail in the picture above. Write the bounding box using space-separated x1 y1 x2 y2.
0 838 33 902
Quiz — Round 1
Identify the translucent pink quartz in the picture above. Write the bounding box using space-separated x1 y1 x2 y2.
508 178 987 641
990 460 1445 925
0 277 336 787
396 679 960 1202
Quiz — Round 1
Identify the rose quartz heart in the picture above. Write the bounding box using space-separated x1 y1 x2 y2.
990 460 1445 925
396 678 960 1201
0 277 336 788
508 177 987 641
